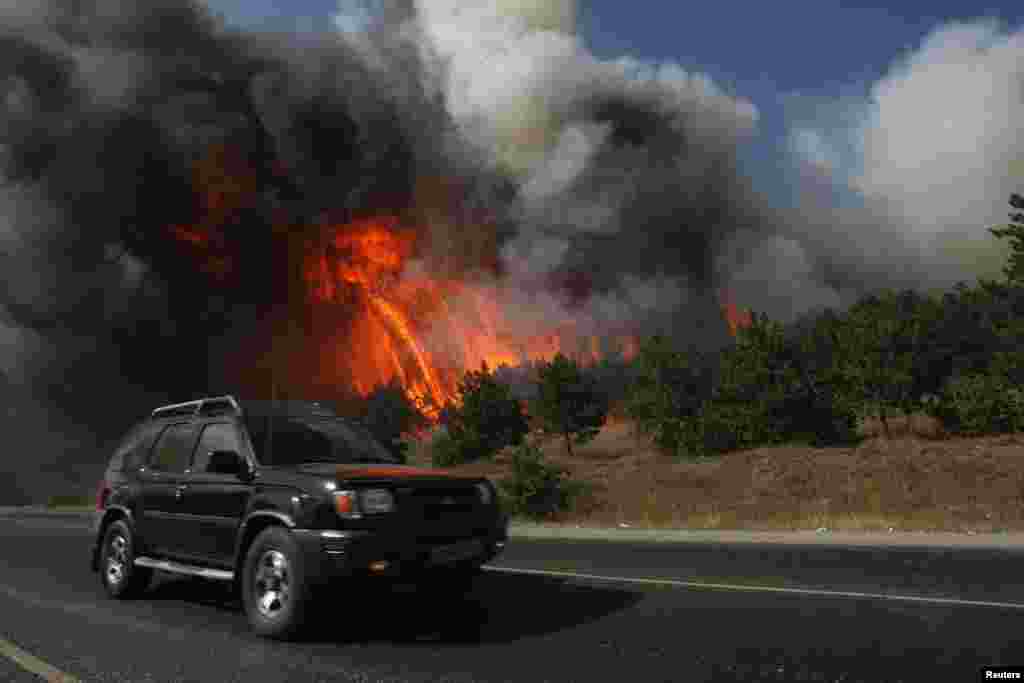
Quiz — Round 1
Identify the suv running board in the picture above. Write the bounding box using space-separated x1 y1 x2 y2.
135 557 234 581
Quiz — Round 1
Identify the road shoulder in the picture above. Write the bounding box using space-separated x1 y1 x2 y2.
4 506 1024 550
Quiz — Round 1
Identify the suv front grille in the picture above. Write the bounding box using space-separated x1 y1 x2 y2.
398 486 478 515
416 533 478 545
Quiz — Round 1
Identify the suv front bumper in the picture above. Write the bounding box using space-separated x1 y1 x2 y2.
292 520 509 584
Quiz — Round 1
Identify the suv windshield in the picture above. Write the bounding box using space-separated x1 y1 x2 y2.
245 412 399 467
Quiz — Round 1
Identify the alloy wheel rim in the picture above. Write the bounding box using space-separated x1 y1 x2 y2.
106 534 128 585
253 550 291 619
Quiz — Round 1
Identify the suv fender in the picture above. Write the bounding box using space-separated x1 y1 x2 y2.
91 504 137 572
232 511 296 583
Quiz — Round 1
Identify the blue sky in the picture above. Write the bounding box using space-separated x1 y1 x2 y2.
582 1 1023 91
209 2 1022 92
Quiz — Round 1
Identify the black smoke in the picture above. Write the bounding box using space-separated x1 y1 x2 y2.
0 1 437 498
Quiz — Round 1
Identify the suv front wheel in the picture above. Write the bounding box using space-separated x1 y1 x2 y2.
241 527 315 640
99 519 153 599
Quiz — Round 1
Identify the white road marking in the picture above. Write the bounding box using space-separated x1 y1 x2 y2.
0 635 81 683
483 565 1024 611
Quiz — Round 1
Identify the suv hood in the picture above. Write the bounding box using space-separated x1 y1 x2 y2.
294 463 479 482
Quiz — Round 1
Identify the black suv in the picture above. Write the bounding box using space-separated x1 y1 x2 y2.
90 396 508 639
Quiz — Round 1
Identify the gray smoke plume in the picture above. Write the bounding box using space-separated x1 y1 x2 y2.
401 0 763 349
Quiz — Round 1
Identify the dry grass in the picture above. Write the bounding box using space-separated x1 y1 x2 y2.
409 414 1024 533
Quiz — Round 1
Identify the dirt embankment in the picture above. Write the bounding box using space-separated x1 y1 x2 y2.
411 415 1024 533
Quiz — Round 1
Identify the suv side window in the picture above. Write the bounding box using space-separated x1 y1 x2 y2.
192 423 245 473
148 422 198 473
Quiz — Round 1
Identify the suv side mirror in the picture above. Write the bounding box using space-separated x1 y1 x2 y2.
207 450 248 478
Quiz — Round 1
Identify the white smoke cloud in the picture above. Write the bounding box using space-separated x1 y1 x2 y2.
794 19 1024 283
408 0 757 176
520 121 610 204
857 20 1024 234
411 0 586 173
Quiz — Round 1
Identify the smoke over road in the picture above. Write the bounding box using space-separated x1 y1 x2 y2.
0 1 1017 500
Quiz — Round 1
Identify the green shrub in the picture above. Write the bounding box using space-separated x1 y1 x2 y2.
625 336 715 458
770 384 862 447
808 397 862 446
532 353 609 457
497 442 590 519
694 400 771 456
436 364 530 466
356 380 429 463
989 192 1024 287
429 429 464 468
928 372 1024 435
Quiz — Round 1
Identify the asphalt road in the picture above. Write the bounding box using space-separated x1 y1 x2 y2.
0 516 1022 683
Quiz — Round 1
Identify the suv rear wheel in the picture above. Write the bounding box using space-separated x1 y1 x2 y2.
99 519 153 599
241 527 315 640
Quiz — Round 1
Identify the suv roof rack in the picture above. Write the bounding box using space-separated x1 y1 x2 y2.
239 400 339 418
151 395 242 420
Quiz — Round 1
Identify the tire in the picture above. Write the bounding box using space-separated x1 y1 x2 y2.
99 519 153 599
241 527 314 640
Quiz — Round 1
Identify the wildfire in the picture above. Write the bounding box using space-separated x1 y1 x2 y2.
168 144 749 419
304 215 630 416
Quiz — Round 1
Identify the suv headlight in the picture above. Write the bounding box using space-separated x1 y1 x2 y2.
334 488 395 518
359 488 395 514
333 490 360 519
475 481 493 506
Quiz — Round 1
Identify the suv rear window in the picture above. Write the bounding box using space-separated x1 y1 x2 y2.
108 422 163 473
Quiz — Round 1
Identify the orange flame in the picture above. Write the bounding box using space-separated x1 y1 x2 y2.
304 215 636 416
